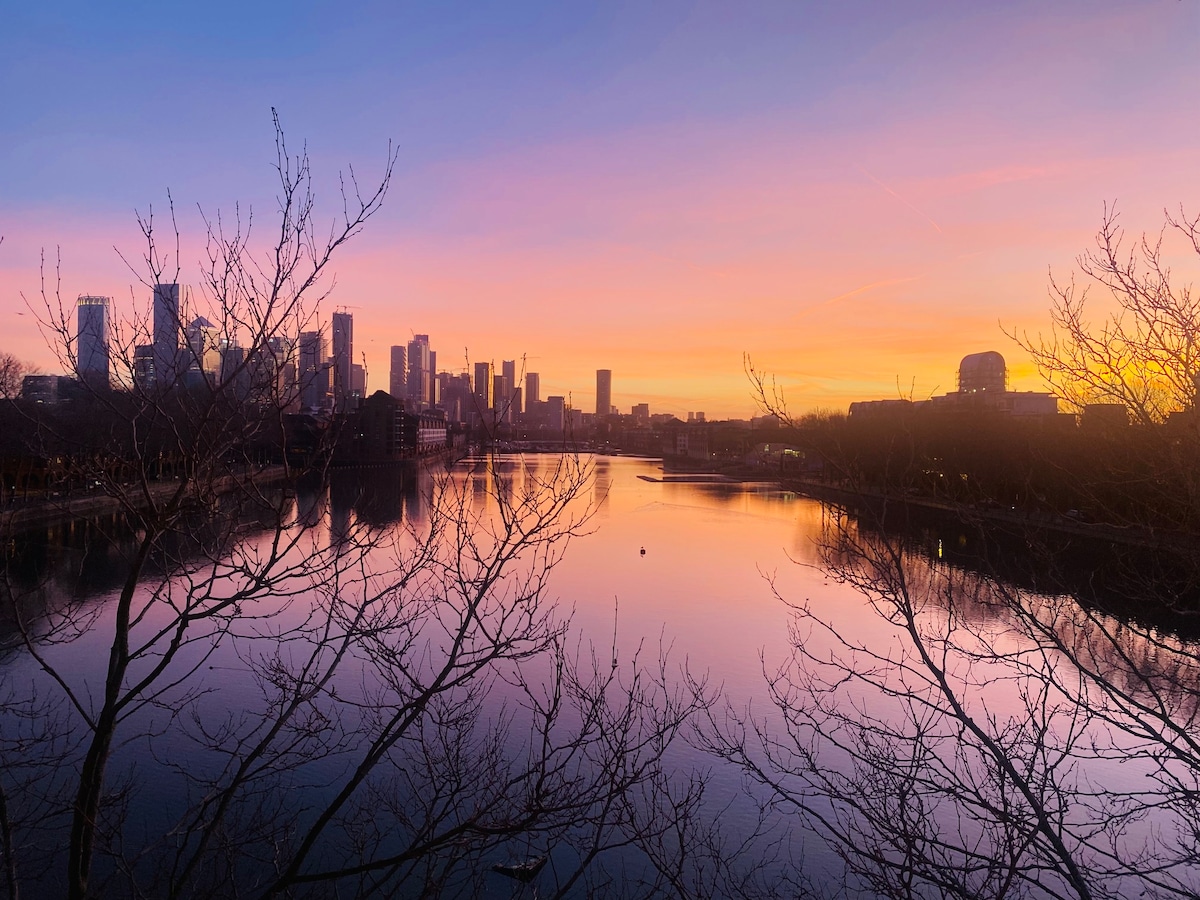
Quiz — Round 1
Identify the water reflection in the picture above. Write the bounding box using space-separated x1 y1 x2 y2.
4 455 1199 897
744 492 1200 898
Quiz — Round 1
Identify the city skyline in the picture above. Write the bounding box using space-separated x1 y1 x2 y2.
4 3 1200 417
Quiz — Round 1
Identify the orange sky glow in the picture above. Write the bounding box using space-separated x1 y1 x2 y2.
4 2 1200 418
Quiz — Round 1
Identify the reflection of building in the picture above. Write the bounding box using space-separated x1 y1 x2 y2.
850 351 1058 419
596 369 612 418
77 295 110 388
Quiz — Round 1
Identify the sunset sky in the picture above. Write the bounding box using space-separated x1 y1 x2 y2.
3 1 1200 418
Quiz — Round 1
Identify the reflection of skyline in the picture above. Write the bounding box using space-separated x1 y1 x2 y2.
328 468 424 532
593 458 611 516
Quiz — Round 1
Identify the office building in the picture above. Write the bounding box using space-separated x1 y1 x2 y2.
220 340 248 400
501 360 521 416
438 372 472 425
299 330 330 411
153 283 188 390
21 374 59 404
525 372 540 406
185 316 221 386
253 335 294 407
332 311 353 411
407 334 432 407
389 345 407 398
596 369 612 418
494 374 512 424
473 361 493 419
849 351 1057 419
546 395 566 432
76 295 110 388
133 344 155 391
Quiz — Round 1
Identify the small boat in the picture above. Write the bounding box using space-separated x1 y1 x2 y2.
491 855 547 883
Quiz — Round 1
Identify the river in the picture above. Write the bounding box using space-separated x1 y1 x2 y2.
2 453 1198 898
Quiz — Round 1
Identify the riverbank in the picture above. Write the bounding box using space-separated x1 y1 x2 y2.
1 465 293 535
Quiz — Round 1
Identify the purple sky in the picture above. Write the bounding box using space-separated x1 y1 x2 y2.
4 1 1200 417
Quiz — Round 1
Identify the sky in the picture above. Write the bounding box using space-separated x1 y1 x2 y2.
3 0 1200 419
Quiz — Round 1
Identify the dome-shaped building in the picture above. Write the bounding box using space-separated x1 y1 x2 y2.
957 351 1007 394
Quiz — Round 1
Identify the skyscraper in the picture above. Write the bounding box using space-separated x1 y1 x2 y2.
389 345 407 398
596 369 612 418
407 334 432 407
153 283 187 390
493 374 512 424
76 295 109 388
299 330 330 411
185 316 220 386
525 372 540 406
502 360 521 416
546 395 566 432
473 361 493 419
331 311 353 411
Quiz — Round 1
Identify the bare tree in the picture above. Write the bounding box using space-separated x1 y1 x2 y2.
703 504 1200 899
0 353 36 400
0 117 721 899
1012 204 1200 425
725 206 1200 898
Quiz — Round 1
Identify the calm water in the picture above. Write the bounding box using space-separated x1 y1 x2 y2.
4 453 1198 897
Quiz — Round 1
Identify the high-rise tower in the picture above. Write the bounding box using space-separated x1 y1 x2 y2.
596 369 612 418
389 345 407 398
473 361 493 419
76 295 110 388
493 373 512 424
331 311 353 411
407 334 432 407
185 317 221 386
299 330 330 411
152 283 188 390
525 372 540 406
501 360 522 416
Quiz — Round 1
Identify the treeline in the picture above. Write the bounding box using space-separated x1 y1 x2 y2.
787 408 1200 534
0 386 286 504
